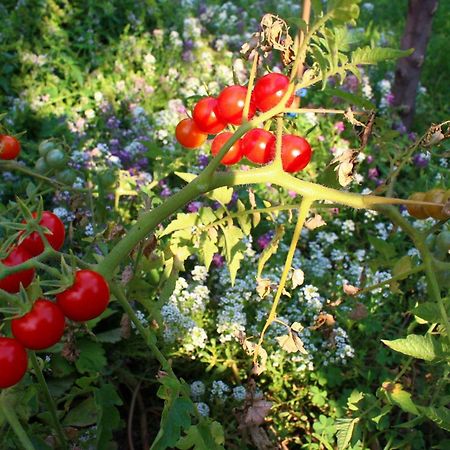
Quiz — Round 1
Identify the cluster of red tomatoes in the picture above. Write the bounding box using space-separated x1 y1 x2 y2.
0 134 21 160
175 73 313 173
0 211 110 388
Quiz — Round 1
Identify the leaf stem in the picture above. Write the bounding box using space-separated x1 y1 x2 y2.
30 352 68 449
0 392 35 450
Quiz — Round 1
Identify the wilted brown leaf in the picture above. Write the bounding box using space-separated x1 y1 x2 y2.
343 283 361 296
291 269 305 289
245 399 273 426
348 302 368 321
305 214 326 230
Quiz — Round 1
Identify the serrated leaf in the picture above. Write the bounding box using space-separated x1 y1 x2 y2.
206 186 233 205
175 172 196 183
257 226 285 277
392 256 412 278
199 207 217 226
352 46 413 65
220 223 245 284
176 421 225 450
236 199 252 235
62 397 97 426
151 397 194 450
200 232 218 271
95 328 122 343
160 213 198 237
75 339 107 373
327 88 375 109
335 418 359 450
381 334 441 361
329 0 361 25
347 390 364 411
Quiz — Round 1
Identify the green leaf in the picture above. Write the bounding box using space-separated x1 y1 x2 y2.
95 383 123 450
236 199 252 235
200 230 218 271
160 213 198 237
413 301 450 324
368 235 396 260
347 390 364 411
175 172 196 183
95 328 123 343
392 256 412 278
176 421 225 450
326 88 375 110
62 397 97 427
352 46 413 65
336 418 359 450
220 223 246 285
329 0 361 25
382 383 419 415
419 406 450 432
151 397 194 450
381 334 441 361
75 339 107 373
206 186 233 205
257 226 285 277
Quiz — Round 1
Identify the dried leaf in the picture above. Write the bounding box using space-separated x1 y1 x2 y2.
291 269 305 289
305 214 326 230
276 325 307 354
256 277 272 299
245 399 273 426
343 283 361 296
348 303 368 321
331 148 359 187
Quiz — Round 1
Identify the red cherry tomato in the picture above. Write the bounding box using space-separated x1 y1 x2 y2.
269 134 312 173
252 73 294 112
241 129 276 164
0 135 21 160
216 86 256 126
56 270 110 322
192 97 227 134
0 244 35 294
175 118 208 149
0 337 28 388
211 132 243 166
21 211 65 256
11 299 65 350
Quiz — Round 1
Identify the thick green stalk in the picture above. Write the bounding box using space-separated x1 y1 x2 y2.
0 393 35 450
30 353 67 449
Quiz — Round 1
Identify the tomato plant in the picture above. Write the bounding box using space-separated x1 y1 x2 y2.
0 135 21 160
11 299 65 350
175 118 208 149
270 134 312 173
56 270 110 322
0 337 28 389
192 97 227 134
241 128 276 164
44 148 68 170
252 73 293 112
216 85 255 125
211 132 243 165
21 211 65 256
0 244 35 293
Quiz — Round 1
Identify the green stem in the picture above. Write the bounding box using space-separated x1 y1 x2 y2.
0 392 36 450
376 205 450 343
30 353 67 449
355 264 425 296
254 197 313 362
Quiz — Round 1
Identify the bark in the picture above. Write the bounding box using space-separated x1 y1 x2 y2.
392 0 439 129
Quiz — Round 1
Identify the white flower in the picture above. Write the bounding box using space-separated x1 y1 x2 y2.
195 402 210 417
190 381 206 400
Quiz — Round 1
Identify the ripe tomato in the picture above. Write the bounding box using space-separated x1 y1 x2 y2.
0 135 21 160
211 132 243 165
406 192 428 219
216 86 256 126
56 270 110 322
175 118 208 149
12 299 65 350
21 211 65 256
192 97 227 134
0 244 35 294
252 73 294 112
0 337 28 388
241 129 276 164
269 135 312 173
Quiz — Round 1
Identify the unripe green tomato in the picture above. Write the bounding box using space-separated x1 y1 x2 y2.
98 170 117 189
425 234 436 251
35 157 50 174
56 169 77 185
45 148 68 169
434 231 450 261
38 140 57 157
148 268 160 286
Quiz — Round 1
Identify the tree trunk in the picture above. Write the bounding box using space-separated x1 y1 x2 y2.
392 0 439 130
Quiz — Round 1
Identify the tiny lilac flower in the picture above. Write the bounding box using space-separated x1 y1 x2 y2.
366 155 374 164
413 153 429 169
187 201 202 213
368 167 379 180
334 121 345 133
212 254 224 268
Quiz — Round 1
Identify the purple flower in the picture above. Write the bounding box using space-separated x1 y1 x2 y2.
106 116 121 129
413 153 429 168
160 187 172 198
366 155 374 164
187 201 202 213
368 167 379 180
334 121 345 134
212 254 224 268
257 232 273 250
197 154 209 168
386 93 395 106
